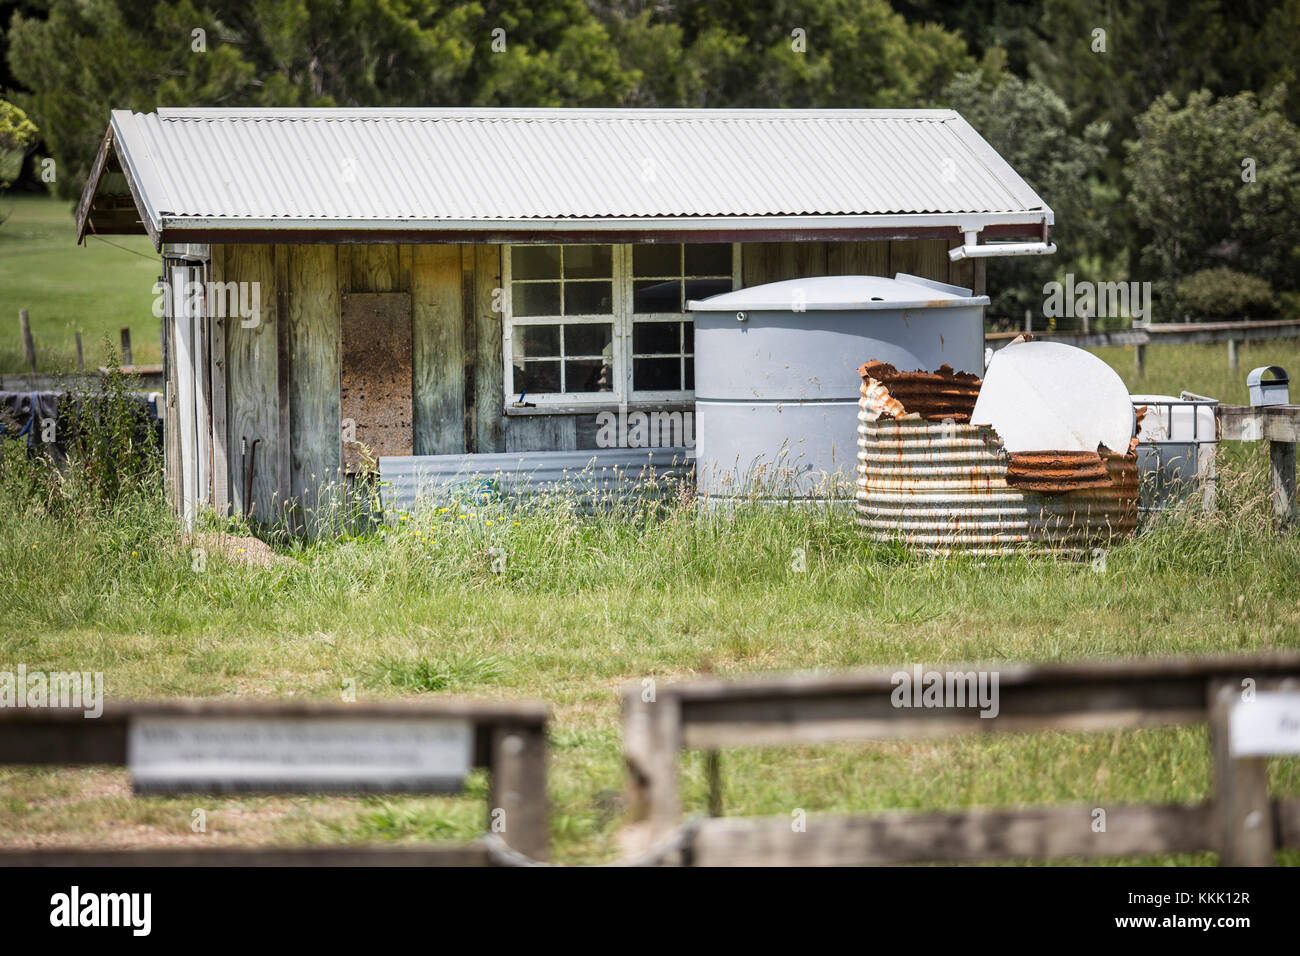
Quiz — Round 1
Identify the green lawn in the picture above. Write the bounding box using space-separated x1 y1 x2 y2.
0 194 160 373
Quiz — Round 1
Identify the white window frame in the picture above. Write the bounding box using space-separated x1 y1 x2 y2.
502 242 740 409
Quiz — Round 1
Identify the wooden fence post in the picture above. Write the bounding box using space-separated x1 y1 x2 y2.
1134 343 1146 376
488 723 549 861
1228 338 1239 372
1272 438 1297 527
120 326 133 366
622 686 683 851
1208 678 1274 865
19 309 36 372
75 331 85 372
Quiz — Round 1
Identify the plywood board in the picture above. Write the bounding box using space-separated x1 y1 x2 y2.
341 292 413 470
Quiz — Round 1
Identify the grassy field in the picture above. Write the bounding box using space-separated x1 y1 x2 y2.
1 197 1299 864
0 195 160 373
1 432 1298 863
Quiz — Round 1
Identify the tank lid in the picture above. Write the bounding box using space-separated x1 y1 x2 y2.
687 273 990 312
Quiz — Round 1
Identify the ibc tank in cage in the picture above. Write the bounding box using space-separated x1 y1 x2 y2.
687 274 988 505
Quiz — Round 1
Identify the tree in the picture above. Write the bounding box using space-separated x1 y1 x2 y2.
1127 88 1300 315
0 98 37 190
598 0 973 108
7 0 261 199
941 71 1108 321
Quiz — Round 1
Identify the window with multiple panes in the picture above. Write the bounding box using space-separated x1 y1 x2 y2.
504 243 735 405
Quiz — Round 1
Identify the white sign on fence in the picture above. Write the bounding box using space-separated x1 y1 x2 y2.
1229 692 1300 757
128 716 474 794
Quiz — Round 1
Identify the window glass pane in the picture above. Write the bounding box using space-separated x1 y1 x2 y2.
566 359 611 393
512 246 561 280
633 279 681 314
634 357 681 391
565 323 612 356
684 357 694 390
519 324 560 357
633 245 680 277
684 243 732 276
514 282 561 317
683 321 694 354
684 277 732 305
564 280 613 315
564 245 613 279
631 244 681 278
633 321 680 355
517 361 561 393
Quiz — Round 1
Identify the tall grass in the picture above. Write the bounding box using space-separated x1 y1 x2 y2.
1 385 1298 862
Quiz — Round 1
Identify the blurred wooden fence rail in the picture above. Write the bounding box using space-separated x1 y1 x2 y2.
987 317 1300 376
0 698 549 866
622 653 1300 866
1216 403 1300 526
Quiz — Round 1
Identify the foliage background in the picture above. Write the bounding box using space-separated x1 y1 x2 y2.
3 0 1299 322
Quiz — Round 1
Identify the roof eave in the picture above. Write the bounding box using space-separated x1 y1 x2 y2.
157 211 1053 246
74 117 164 249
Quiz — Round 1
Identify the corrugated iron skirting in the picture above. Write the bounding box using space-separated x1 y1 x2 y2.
856 417 1138 556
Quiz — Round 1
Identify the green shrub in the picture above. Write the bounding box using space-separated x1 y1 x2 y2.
1175 267 1277 320
0 348 161 518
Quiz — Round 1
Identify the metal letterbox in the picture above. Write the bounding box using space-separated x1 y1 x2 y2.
1247 366 1290 407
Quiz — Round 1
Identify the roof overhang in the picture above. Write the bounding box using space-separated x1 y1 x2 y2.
75 120 160 246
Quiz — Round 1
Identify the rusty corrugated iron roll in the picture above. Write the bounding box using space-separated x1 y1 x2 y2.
856 416 1138 556
1004 450 1114 492
857 361 982 422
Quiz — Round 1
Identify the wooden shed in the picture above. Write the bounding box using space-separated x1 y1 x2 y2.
74 107 1053 528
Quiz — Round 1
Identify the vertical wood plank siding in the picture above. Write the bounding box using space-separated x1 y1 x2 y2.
223 243 282 523
412 245 466 455
209 239 965 523
287 245 341 532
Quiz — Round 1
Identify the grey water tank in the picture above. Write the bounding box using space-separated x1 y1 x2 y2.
687 273 988 503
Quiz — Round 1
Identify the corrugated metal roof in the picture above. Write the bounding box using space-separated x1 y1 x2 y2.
95 107 1052 241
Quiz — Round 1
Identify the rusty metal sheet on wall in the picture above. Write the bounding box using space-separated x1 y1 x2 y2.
342 293 413 471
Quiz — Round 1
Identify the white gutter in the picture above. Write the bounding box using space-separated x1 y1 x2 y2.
948 229 1056 261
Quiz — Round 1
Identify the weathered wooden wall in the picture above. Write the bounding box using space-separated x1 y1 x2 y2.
206 238 972 519
743 239 976 291
220 244 282 523
287 245 341 527
215 243 504 525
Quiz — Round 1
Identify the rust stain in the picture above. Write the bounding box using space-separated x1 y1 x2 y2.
857 360 982 422
1005 449 1112 492
1130 405 1148 455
